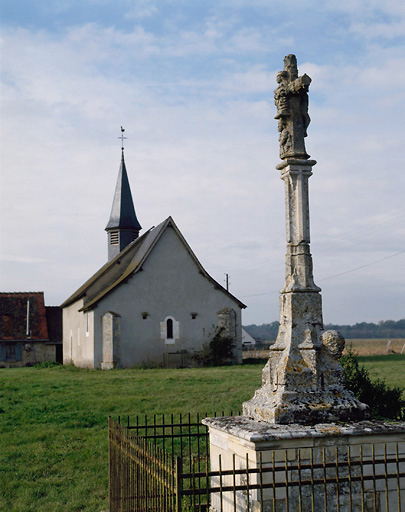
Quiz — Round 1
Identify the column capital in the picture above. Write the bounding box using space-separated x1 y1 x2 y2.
276 158 317 170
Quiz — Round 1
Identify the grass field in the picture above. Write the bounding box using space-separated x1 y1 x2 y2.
1 357 404 511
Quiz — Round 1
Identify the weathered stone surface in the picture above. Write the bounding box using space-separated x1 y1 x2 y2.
243 55 368 424
203 416 405 512
322 329 345 359
275 55 311 160
203 416 405 444
0 342 56 368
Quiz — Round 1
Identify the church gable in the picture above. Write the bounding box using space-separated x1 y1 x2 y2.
137 221 221 301
89 220 244 368
76 217 245 313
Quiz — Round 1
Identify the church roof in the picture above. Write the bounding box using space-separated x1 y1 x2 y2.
61 216 246 312
105 151 141 231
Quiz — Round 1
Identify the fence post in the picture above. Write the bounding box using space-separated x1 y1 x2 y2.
175 456 183 512
108 417 112 512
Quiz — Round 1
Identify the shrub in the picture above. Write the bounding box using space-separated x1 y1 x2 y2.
131 361 163 370
340 347 405 420
34 361 62 369
192 327 235 367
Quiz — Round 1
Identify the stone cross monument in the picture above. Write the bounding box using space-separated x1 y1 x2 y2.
202 56 403 512
243 55 368 424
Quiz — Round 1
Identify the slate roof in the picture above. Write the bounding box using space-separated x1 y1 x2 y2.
0 292 49 341
105 151 142 231
61 216 246 312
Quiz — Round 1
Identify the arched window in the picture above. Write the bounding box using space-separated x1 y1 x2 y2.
166 318 173 339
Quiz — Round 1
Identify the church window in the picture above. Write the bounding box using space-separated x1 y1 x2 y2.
110 231 119 245
166 319 173 339
160 316 178 344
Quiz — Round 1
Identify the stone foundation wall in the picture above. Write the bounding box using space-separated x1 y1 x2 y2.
203 417 405 512
0 342 56 368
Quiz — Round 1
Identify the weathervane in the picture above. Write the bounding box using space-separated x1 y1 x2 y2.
118 126 127 152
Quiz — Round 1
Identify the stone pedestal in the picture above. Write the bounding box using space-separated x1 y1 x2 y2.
243 158 368 424
203 416 405 512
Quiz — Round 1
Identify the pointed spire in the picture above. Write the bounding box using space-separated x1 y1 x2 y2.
105 141 142 261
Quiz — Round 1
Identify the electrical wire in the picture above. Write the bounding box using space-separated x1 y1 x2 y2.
239 250 405 299
317 250 405 282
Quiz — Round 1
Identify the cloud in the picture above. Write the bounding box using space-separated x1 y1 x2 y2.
326 0 405 17
0 256 49 264
125 1 159 20
1 7 404 323
321 0 405 41
350 20 405 40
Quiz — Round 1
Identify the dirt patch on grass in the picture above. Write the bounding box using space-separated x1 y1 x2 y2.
243 339 405 359
343 339 405 356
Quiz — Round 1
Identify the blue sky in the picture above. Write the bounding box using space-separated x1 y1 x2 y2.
1 0 404 325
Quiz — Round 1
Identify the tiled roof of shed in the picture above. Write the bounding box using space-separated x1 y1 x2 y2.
0 292 49 341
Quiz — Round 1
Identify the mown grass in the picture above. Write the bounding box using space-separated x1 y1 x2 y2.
1 358 404 511
359 354 405 394
0 365 261 512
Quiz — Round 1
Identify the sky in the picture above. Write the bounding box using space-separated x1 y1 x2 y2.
1 0 404 326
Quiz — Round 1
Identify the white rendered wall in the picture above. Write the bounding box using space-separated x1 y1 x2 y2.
63 300 95 368
91 226 242 368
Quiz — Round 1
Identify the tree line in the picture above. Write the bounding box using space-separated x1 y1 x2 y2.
244 319 405 341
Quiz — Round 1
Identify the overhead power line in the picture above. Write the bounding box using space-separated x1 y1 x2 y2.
317 250 405 282
240 250 405 299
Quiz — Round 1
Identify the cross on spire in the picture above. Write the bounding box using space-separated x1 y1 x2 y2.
118 126 127 152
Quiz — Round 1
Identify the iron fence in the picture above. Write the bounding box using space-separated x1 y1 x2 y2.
108 414 405 512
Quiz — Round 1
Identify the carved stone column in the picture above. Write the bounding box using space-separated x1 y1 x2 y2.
243 56 368 424
243 160 368 424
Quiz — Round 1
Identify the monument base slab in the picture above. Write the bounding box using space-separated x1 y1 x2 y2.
202 416 405 512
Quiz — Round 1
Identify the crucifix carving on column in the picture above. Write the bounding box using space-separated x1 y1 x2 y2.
274 54 311 160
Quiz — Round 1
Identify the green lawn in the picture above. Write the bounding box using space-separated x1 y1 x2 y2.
1 357 404 512
359 354 405 393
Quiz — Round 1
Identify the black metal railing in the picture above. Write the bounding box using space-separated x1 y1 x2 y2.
109 414 405 512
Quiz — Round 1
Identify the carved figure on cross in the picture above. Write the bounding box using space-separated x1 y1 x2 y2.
274 54 311 160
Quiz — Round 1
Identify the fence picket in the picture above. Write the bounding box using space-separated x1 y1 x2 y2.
108 414 405 512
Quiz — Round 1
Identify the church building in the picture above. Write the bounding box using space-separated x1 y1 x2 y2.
61 147 245 369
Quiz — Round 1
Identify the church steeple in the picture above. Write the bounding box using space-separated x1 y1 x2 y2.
105 145 142 261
